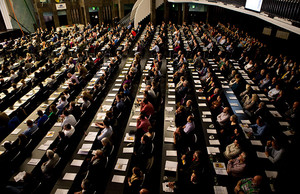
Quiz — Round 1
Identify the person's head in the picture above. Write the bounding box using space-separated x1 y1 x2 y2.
233 139 239 146
132 166 142 177
46 149 55 159
183 80 188 87
95 149 104 159
103 119 110 128
256 117 264 126
50 104 57 113
230 114 237 123
293 101 299 109
238 152 247 163
58 131 65 139
4 141 12 151
193 150 201 161
252 94 258 102
252 175 263 186
190 171 199 183
81 179 90 191
63 110 70 117
37 110 44 117
141 135 150 144
223 107 229 113
214 88 219 94
26 120 33 127
187 115 194 123
101 137 111 147
139 188 150 194
61 95 66 101
64 124 72 131
186 100 192 107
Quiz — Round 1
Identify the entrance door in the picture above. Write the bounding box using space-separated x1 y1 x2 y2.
57 10 68 26
89 7 99 26
43 12 55 30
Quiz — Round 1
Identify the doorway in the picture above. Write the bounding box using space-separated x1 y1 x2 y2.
57 10 68 26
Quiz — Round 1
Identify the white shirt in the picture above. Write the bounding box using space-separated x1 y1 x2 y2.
63 125 75 138
62 114 77 127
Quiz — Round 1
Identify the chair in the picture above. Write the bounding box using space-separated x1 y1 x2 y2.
105 156 109 168
109 144 114 156
194 133 198 144
151 143 154 154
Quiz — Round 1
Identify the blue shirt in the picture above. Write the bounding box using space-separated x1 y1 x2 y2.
23 124 38 137
250 123 266 137
37 114 48 127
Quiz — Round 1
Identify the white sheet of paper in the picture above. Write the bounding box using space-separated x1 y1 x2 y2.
55 189 69 194
114 158 129 171
27 158 40 166
108 93 116 97
62 173 76 181
168 101 176 105
256 151 268 158
241 120 251 124
167 126 176 132
213 162 227 175
164 137 174 143
166 150 177 157
168 95 175 98
165 107 173 112
207 147 220 154
265 170 278 178
226 91 234 94
123 147 134 153
129 122 136 127
71 159 84 167
209 140 220 145
214 186 228 194
230 103 238 107
229 96 237 100
198 103 206 107
112 175 125 183
203 118 212 122
251 140 262 146
235 110 244 114
165 160 178 172
207 129 217 134
202 111 211 115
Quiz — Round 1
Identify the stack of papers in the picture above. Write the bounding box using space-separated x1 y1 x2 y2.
46 131 55 137
165 160 177 172
256 151 268 158
14 171 26 182
114 158 129 171
11 128 22 135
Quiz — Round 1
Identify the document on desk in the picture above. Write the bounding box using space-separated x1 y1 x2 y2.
207 129 217 134
123 147 134 153
27 158 40 166
241 120 251 124
198 96 206 100
62 173 76 181
164 137 174 143
283 130 293 136
46 131 55 137
270 111 282 118
209 140 220 145
166 150 177 157
54 122 62 127
207 147 220 154
106 98 114 102
168 101 176 105
55 189 69 194
168 83 175 88
96 113 106 120
222 85 229 88
169 88 175 92
279 122 289 127
256 151 268 158
112 175 125 183
112 88 119 91
214 186 228 194
114 158 129 171
203 118 212 122
266 104 275 108
124 133 135 142
165 107 173 112
213 162 228 175
168 95 175 98
167 126 176 132
235 110 244 114
202 111 211 115
265 170 278 178
102 105 111 111
229 96 237 100
71 159 84 167
250 140 262 146
11 128 22 135
198 103 206 107
129 122 136 127
14 171 26 182
165 160 178 172
84 132 98 141
132 115 139 120
194 80 201 84
108 93 116 97
165 117 174 122
162 182 174 192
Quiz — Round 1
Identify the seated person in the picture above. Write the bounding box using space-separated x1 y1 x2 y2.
127 167 144 194
101 137 112 157
61 110 77 128
227 152 247 178
56 95 68 114
23 120 38 137
86 150 107 183
96 120 113 142
216 107 230 127
62 123 75 138
248 117 267 138
182 115 195 135
175 105 187 127
265 139 285 168
234 175 262 194
41 149 60 174
224 139 242 160
36 110 48 127
139 98 154 117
